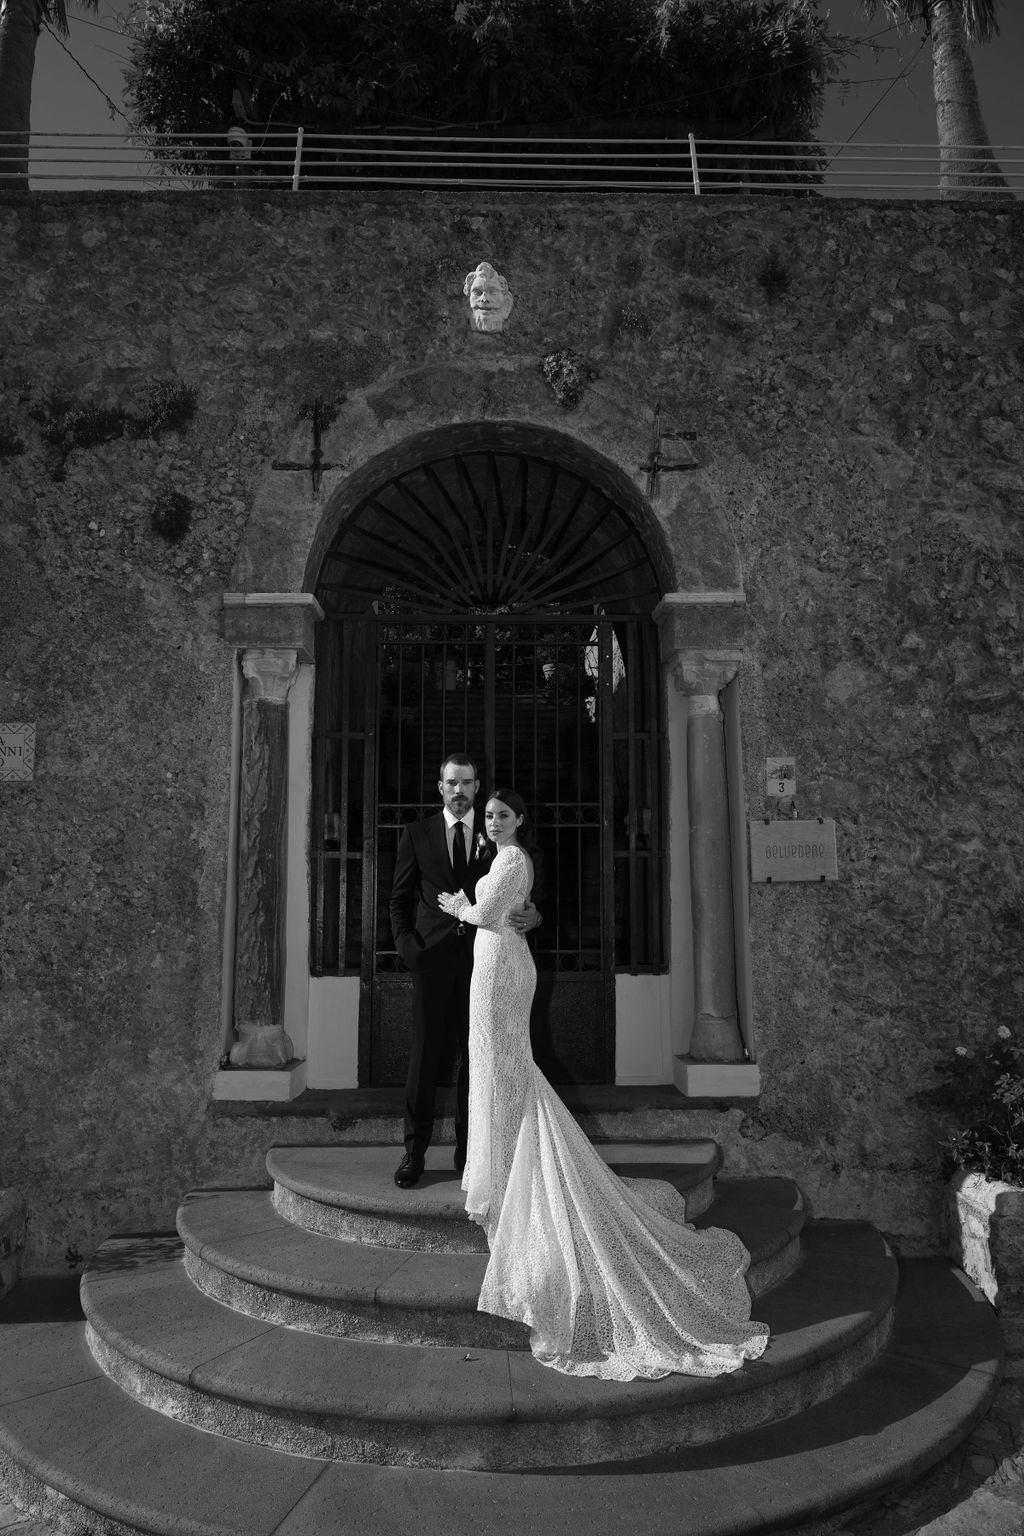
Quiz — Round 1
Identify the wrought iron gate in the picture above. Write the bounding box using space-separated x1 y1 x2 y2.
311 439 667 1084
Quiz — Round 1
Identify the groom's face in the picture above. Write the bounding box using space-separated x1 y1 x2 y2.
439 762 479 817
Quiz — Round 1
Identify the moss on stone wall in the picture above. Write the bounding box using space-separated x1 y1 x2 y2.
1 191 1022 1266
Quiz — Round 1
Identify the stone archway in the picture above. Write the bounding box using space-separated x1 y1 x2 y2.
306 422 673 1086
215 418 758 1101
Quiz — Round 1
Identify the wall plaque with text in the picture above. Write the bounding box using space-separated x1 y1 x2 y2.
749 818 838 883
0 724 35 783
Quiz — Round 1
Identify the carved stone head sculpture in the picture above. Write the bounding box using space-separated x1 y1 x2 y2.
464 261 514 332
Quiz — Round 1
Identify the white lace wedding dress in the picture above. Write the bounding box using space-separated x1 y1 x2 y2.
450 843 769 1381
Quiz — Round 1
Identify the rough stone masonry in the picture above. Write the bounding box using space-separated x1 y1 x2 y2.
0 189 1022 1270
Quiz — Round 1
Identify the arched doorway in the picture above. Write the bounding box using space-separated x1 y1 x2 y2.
309 425 671 1085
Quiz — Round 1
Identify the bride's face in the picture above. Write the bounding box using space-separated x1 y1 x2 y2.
485 797 524 847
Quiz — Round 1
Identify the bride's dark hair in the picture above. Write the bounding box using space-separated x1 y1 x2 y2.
487 787 539 861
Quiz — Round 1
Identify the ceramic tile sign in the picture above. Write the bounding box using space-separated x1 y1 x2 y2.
0 723 35 782
766 756 796 803
749 818 838 883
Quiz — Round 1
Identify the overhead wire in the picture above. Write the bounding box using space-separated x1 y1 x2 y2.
40 21 134 124
827 31 928 161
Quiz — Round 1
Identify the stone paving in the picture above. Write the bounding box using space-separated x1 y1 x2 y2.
3 1382 1023 1536
836 1379 1024 1536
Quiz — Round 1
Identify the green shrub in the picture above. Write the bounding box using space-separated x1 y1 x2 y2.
922 1026 1024 1185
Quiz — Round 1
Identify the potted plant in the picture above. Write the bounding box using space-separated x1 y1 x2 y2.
924 1025 1024 1362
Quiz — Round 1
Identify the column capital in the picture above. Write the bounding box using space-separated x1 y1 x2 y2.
655 591 745 662
671 650 741 710
241 647 300 704
223 591 323 660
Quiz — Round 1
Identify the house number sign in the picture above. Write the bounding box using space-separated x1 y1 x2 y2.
0 723 35 782
749 818 838 883
766 757 796 801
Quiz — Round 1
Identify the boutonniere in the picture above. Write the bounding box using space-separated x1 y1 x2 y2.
475 832 489 859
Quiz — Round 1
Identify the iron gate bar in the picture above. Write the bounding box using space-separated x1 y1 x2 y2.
484 455 498 599
331 531 449 598
319 450 667 618
490 452 518 597
508 461 561 594
389 472 479 564
390 479 483 596
452 456 491 588
323 606 654 624
398 472 482 595
532 495 619 587
526 532 641 606
525 477 591 571
440 460 490 597
359 496 464 589
421 462 489 593
358 622 379 1085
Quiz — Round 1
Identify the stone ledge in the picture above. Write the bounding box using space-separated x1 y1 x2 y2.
212 1061 308 1103
206 1082 760 1122
674 1058 761 1099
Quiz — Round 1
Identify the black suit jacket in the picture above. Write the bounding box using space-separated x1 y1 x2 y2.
389 812 490 972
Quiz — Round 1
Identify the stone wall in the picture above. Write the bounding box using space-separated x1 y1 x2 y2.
1 190 1022 1269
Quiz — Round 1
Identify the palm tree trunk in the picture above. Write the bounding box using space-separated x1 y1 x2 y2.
0 0 43 193
930 0 1011 199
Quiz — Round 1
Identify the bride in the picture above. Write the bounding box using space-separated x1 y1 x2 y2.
438 789 769 1382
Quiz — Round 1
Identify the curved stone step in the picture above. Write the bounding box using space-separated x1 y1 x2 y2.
177 1177 803 1348
0 1259 1002 1536
81 1222 896 1471
696 1177 805 1297
267 1141 723 1253
179 1189 524 1349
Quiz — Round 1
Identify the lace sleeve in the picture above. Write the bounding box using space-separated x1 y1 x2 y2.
453 847 526 927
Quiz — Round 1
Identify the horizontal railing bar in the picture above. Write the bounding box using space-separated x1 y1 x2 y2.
12 176 1020 194
5 130 1024 150
4 131 1020 198
13 161 1019 176
15 151 1016 168
12 158 1021 178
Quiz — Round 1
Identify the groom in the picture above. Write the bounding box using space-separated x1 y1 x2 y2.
389 753 538 1189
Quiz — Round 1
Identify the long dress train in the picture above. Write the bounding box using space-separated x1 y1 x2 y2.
451 844 769 1382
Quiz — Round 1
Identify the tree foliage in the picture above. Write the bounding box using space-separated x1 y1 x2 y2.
859 0 1008 198
859 0 998 42
123 0 841 142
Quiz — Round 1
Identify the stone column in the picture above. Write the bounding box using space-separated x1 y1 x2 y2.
229 647 298 1068
673 651 745 1063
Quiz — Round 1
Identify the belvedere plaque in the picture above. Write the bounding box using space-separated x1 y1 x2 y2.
749 818 838 883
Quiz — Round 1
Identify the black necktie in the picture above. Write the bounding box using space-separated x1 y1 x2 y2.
452 820 468 885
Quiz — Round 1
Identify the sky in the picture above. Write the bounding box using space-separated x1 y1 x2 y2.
25 0 1024 192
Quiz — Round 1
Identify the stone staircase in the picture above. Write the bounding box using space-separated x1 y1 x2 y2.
0 1141 1004 1536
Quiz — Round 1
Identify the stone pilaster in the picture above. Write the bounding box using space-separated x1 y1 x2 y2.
217 593 322 1094
672 651 745 1063
230 648 299 1068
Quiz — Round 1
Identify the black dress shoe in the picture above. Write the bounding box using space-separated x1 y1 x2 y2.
453 1149 466 1174
394 1152 425 1189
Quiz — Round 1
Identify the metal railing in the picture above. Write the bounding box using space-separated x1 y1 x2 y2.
2 130 1021 197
